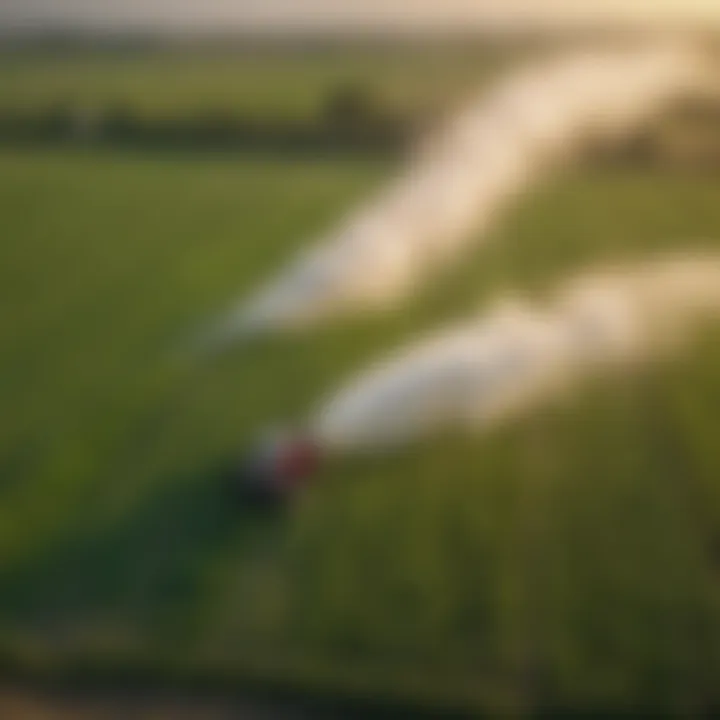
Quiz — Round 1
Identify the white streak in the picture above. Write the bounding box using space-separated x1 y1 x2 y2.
312 253 720 451
205 41 712 350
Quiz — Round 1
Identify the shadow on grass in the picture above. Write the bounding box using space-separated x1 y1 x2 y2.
0 461 289 643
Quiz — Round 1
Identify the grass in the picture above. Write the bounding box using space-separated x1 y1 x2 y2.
3 143 720 713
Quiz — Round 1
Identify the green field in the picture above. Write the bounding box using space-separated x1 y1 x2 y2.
4 40 720 712
3 144 720 712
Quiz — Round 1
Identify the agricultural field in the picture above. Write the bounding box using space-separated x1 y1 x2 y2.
3 47 720 714
0 45 508 121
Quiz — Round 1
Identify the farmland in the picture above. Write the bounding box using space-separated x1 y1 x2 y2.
0 45 507 120
3 46 720 714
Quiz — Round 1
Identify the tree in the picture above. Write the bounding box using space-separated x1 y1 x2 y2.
323 83 380 128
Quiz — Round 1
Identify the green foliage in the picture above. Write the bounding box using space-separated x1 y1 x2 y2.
2 145 720 711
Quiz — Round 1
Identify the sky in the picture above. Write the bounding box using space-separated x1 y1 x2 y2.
1 0 720 34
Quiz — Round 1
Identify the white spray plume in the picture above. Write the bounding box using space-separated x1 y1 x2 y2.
310 253 720 452
199 41 713 354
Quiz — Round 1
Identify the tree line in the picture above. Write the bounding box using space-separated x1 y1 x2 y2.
1 84 720 167
0 84 424 155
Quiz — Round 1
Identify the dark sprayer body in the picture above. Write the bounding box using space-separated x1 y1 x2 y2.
226 431 320 507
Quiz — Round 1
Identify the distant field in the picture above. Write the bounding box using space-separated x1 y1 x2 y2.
0 46 508 121
3 143 720 712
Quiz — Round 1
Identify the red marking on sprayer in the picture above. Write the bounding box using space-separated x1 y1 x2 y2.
276 440 320 489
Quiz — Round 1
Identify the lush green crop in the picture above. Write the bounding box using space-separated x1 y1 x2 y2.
2 140 720 712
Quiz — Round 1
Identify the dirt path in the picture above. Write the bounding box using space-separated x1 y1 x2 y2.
0 685 323 720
